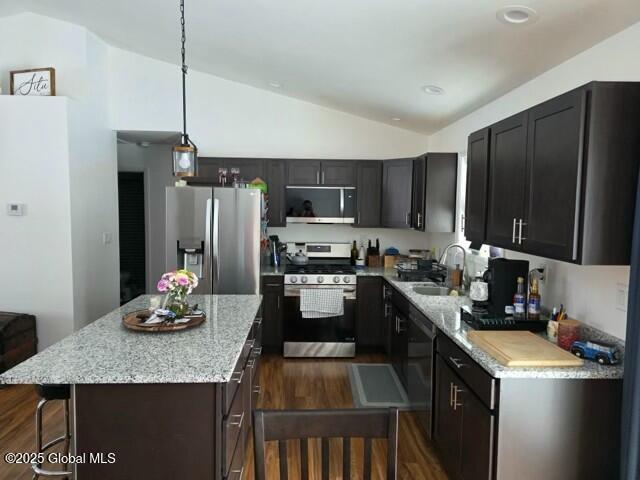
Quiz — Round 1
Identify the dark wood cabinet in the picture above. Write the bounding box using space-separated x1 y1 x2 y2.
425 153 458 232
260 276 284 353
287 160 321 185
225 158 265 183
486 112 528 250
355 161 382 227
382 159 414 228
464 129 490 243
412 156 426 231
192 157 226 185
287 160 355 186
266 159 287 227
434 356 463 479
475 82 640 264
321 160 356 186
355 277 384 351
390 309 409 388
523 89 586 261
434 355 494 480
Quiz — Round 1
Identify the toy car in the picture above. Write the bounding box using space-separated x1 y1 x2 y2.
570 340 619 365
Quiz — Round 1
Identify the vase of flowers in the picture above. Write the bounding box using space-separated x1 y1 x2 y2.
157 270 199 318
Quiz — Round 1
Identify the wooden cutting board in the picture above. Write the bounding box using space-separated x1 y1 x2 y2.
467 330 584 367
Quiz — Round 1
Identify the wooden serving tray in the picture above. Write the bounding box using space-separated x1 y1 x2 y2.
122 310 206 332
467 330 584 367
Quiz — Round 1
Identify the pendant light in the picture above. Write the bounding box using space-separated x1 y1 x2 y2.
172 0 198 177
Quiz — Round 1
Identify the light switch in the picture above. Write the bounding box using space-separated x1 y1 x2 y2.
7 203 25 216
616 283 628 312
103 232 113 245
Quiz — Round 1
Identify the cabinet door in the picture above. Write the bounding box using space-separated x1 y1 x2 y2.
266 159 287 227
355 161 382 227
459 388 495 480
395 312 409 389
260 277 283 352
412 155 426 231
382 159 413 228
321 160 356 186
189 157 226 185
356 277 384 350
523 89 586 261
225 158 266 183
433 356 462 479
486 112 528 250
465 129 490 242
288 160 321 185
425 153 458 233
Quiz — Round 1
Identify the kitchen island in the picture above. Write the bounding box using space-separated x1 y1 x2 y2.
0 294 263 480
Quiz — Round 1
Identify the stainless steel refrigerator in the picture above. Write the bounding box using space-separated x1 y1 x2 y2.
165 186 261 295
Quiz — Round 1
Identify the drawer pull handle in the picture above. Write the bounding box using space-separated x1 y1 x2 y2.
266 283 281 287
246 339 255 348
449 357 466 369
449 382 454 407
231 369 244 384
253 385 262 395
253 346 263 356
253 317 263 326
230 412 244 428
247 359 255 369
452 385 464 411
231 466 244 479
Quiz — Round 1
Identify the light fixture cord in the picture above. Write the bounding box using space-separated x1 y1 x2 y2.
180 0 188 143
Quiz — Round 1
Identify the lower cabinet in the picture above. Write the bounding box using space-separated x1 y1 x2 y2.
433 355 494 480
355 277 384 351
261 276 284 353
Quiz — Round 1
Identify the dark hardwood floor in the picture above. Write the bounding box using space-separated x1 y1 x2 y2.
0 354 447 480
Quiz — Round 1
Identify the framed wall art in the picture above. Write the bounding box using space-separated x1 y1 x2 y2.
10 67 56 96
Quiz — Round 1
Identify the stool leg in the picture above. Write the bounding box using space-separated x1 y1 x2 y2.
32 398 48 480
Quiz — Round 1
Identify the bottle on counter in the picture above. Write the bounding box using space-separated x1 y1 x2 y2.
375 238 380 255
513 276 526 318
528 277 541 320
350 241 358 266
356 243 366 268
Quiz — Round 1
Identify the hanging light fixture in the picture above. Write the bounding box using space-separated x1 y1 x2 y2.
172 0 198 177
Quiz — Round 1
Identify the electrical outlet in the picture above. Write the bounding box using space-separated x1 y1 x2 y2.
616 283 628 312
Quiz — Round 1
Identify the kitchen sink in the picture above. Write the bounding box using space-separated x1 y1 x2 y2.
412 285 452 296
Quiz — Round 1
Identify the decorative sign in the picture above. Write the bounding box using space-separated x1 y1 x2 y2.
10 68 56 96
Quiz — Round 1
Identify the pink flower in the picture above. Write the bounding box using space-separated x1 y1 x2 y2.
175 272 190 286
157 279 170 292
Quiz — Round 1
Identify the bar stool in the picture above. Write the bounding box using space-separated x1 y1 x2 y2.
31 384 73 479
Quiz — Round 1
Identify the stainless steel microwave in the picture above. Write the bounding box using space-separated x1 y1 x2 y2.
285 186 356 224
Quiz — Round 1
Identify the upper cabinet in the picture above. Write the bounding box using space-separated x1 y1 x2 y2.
411 156 426 231
477 82 640 264
188 158 265 186
382 159 414 228
266 159 287 228
355 161 383 227
424 153 458 232
464 128 490 243
287 160 355 186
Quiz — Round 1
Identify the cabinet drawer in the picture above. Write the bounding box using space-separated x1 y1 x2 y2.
222 371 247 477
222 342 252 414
437 334 497 410
224 420 246 480
390 287 410 316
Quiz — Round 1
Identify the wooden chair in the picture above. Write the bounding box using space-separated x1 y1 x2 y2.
253 408 399 480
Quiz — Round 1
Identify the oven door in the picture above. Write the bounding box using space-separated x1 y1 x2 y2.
283 285 356 357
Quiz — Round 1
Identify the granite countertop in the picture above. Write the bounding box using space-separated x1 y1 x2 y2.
259 266 624 380
0 295 261 385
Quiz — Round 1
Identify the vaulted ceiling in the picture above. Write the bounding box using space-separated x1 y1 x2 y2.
3 0 640 133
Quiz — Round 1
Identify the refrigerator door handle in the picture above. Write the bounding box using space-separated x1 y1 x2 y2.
204 198 213 292
212 198 221 293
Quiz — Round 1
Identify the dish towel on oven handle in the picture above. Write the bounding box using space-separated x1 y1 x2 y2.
300 288 344 318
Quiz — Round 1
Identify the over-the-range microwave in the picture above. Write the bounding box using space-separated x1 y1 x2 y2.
285 186 356 224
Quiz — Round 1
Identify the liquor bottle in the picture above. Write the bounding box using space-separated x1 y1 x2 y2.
350 241 358 266
513 277 526 318
528 277 541 320
375 238 380 255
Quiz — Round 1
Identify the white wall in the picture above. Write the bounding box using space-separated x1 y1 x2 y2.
0 13 120 343
428 21 640 340
0 97 75 349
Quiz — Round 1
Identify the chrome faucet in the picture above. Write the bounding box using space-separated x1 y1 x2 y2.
439 243 468 288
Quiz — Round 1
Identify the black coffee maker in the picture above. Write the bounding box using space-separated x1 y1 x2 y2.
483 258 529 315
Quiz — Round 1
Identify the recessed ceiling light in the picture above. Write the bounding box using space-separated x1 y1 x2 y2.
391 117 401 122
421 85 445 95
497 5 538 25
268 81 282 88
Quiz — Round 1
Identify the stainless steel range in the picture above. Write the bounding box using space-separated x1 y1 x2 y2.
283 242 357 358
